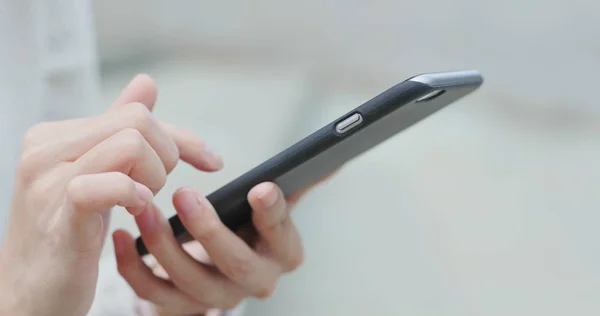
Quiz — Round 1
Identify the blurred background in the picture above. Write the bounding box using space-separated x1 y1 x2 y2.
94 0 600 315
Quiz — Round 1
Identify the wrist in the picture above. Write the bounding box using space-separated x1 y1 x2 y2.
0 248 37 316
0 260 28 316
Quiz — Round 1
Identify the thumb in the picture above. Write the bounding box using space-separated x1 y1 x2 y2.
59 172 154 254
108 73 158 112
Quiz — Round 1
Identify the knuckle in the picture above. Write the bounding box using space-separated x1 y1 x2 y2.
115 171 135 186
112 170 133 184
18 122 66 182
16 151 42 184
113 172 137 197
120 127 146 148
284 249 304 272
124 103 179 175
143 168 167 196
126 180 139 199
163 147 179 174
118 128 147 158
127 102 155 134
66 177 88 209
22 122 48 148
222 251 255 281
126 103 179 173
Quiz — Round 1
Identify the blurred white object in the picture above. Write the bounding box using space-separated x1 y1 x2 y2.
0 0 99 241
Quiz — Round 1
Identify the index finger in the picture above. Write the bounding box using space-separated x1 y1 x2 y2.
160 122 224 172
109 73 158 111
108 74 223 171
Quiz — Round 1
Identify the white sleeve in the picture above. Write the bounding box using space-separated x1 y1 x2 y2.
87 255 246 316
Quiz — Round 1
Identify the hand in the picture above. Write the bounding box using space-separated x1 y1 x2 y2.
112 173 335 315
0 75 223 316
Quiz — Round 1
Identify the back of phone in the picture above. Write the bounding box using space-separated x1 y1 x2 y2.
275 70 483 195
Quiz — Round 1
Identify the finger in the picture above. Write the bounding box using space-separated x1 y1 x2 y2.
62 103 181 173
160 122 223 171
109 73 158 111
60 103 226 173
23 75 174 171
113 230 209 314
66 172 153 215
143 242 214 280
20 74 158 151
173 188 279 298
58 173 153 253
248 183 303 272
108 73 223 171
136 204 246 309
73 128 167 194
24 113 222 174
24 74 222 173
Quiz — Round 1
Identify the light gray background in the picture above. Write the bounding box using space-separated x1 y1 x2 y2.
91 2 600 315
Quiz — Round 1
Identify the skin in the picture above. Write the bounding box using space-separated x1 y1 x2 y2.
0 74 333 316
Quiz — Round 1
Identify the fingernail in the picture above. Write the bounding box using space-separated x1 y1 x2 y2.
176 188 203 217
135 182 154 205
203 145 224 169
136 205 156 232
113 233 124 257
257 183 278 208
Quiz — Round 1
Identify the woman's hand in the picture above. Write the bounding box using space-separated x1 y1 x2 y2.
0 74 222 316
113 179 329 315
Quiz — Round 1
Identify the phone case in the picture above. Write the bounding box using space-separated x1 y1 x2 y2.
136 70 484 255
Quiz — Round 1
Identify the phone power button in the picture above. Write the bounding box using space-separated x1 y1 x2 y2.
335 113 363 134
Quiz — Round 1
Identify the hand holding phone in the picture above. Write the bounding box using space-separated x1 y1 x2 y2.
135 70 484 255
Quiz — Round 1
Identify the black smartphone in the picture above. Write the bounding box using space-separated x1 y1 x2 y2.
136 70 484 255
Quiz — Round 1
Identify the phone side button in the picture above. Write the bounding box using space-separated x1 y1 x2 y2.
335 113 363 134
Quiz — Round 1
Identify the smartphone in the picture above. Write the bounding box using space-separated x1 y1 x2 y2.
136 69 484 255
